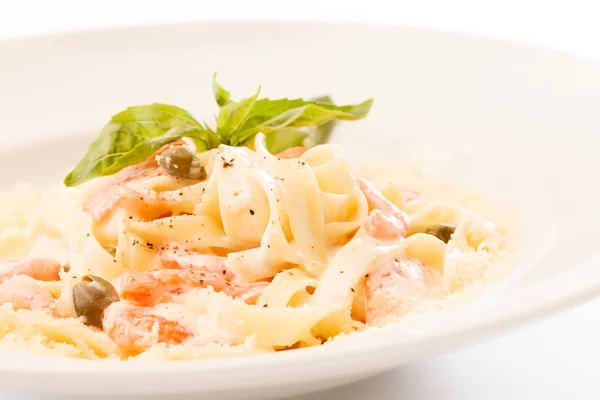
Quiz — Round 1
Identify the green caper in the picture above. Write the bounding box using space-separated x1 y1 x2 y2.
158 146 207 180
425 224 456 244
72 275 119 329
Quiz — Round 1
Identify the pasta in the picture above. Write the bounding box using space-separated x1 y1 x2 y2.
0 136 516 361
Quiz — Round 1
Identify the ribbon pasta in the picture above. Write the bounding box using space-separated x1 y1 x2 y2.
0 140 514 360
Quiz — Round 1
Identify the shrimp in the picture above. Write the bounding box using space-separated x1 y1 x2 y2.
102 301 191 356
160 250 236 280
161 250 269 300
0 258 62 284
363 258 428 324
118 250 268 306
356 176 410 240
85 140 188 222
276 146 309 159
0 283 57 316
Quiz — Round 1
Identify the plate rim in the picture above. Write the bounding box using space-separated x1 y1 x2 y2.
1 19 599 67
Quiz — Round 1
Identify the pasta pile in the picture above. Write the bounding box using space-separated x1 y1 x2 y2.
0 139 515 360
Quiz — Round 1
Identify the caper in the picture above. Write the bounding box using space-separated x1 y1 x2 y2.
72 275 119 329
425 224 456 244
158 146 207 180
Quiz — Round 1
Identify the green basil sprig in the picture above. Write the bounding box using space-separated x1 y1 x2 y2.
64 75 372 186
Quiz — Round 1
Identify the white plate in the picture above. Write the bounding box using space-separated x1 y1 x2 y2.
0 21 599 399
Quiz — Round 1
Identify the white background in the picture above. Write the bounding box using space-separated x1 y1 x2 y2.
1 1 599 399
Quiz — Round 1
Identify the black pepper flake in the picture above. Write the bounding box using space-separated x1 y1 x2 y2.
249 209 255 215
169 224 174 229
146 242 154 250
86 233 90 237
222 270 227 275
267 245 271 248
365 274 369 278
288 271 294 276
199 280 204 284
173 246 179 250
128 216 133 219
350 288 355 293
202 188 206 194
340 271 344 274
221 156 235 168
113 259 117 263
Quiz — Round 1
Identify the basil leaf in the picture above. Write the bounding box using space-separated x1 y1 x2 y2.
303 95 336 147
265 129 308 154
64 104 216 186
110 103 199 126
212 74 232 107
216 87 261 143
201 125 221 149
312 95 333 103
262 96 336 152
231 98 373 146
101 126 210 176
65 75 373 187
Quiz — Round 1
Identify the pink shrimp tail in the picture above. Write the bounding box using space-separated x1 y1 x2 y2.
0 258 62 284
364 258 425 324
84 140 187 221
159 250 269 301
356 176 409 240
0 283 57 316
102 301 192 356
160 251 236 280
118 251 268 307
